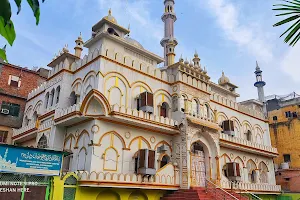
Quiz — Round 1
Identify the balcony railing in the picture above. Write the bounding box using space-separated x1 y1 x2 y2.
76 171 179 189
220 133 278 154
12 121 37 137
221 180 281 193
54 103 81 120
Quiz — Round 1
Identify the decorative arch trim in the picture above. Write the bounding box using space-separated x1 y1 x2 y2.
71 78 82 87
83 70 97 83
131 81 153 93
220 153 231 162
258 161 269 172
98 131 126 149
33 100 43 113
63 134 76 150
103 71 130 87
246 159 257 170
128 136 151 150
234 156 245 167
75 129 90 147
230 117 242 126
80 89 111 116
154 140 172 152
216 112 229 121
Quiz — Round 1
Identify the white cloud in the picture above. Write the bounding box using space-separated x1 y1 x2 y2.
201 0 274 63
281 44 300 82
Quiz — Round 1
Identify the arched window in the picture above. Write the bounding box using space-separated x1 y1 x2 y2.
192 99 199 116
45 92 49 108
180 95 187 112
32 111 38 123
63 176 77 200
50 89 55 107
160 155 170 168
191 142 204 154
259 162 268 183
56 86 61 104
246 130 252 141
24 116 30 126
203 104 210 119
222 164 228 178
247 160 256 183
69 91 77 106
172 96 178 112
77 148 87 171
160 102 169 118
37 134 48 149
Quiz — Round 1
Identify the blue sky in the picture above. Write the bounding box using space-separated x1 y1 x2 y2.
1 0 300 101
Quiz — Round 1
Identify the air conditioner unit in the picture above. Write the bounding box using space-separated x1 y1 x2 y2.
137 149 156 176
223 120 235 137
139 91 154 113
226 162 241 182
158 144 169 153
0 109 9 115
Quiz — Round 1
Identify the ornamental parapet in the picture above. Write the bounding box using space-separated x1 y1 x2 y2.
110 104 178 128
219 133 278 156
12 121 37 138
221 180 281 193
54 104 82 120
211 94 265 121
76 164 179 190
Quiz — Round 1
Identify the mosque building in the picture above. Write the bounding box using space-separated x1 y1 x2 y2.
13 1 281 199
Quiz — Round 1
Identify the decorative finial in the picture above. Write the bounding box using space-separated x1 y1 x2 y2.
184 57 189 65
256 60 260 71
179 54 184 62
222 71 225 76
203 66 207 74
108 8 112 16
194 50 198 58
128 24 130 31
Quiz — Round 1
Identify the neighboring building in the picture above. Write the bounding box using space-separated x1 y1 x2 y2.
267 92 300 193
13 1 280 199
0 61 48 145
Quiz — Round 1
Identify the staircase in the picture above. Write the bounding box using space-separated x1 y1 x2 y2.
161 179 249 200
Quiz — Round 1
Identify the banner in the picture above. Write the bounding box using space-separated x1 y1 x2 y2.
0 144 63 176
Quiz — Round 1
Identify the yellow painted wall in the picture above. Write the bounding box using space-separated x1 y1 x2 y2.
51 173 166 200
268 105 300 168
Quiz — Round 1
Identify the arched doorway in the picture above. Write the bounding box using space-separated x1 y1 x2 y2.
128 191 148 200
190 142 206 187
96 189 120 200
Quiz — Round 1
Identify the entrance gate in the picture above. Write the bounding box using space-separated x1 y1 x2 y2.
191 150 206 187
0 173 50 200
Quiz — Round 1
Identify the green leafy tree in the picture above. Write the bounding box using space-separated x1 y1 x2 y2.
0 0 45 62
273 0 300 46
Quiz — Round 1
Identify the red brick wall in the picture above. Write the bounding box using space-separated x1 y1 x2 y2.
0 63 47 131
0 64 46 98
276 170 300 192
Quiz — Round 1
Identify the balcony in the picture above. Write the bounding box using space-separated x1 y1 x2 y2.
219 133 278 157
76 164 180 190
110 104 179 135
221 180 281 193
12 121 38 140
186 112 222 131
54 104 83 126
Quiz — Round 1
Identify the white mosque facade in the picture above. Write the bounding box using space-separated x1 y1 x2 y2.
13 0 281 196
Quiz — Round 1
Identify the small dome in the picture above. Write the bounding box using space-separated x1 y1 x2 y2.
125 37 143 48
103 9 117 24
218 71 230 85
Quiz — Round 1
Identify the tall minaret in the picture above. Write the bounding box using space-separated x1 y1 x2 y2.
254 61 266 102
161 0 178 66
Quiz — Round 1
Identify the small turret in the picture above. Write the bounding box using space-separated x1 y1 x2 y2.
74 32 84 58
193 50 200 66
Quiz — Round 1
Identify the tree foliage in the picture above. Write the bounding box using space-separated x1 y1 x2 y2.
273 0 300 46
0 0 45 62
